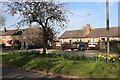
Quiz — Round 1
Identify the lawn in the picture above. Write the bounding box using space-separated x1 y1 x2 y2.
2 50 120 78
0 52 11 55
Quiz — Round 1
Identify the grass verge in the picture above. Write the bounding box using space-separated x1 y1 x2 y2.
2 50 120 78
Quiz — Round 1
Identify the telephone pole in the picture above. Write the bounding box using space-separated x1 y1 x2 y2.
106 0 110 61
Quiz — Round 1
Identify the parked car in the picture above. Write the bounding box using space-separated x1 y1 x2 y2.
71 42 88 51
88 42 98 49
62 43 71 50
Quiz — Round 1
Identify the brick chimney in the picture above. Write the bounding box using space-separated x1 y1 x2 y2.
86 24 91 33
4 27 7 32
29 25 32 28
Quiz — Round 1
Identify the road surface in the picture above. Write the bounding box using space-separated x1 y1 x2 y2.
2 64 49 78
1 64 80 79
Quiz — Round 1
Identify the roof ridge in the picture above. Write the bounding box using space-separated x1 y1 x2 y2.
66 29 85 32
65 26 119 32
0 28 28 32
92 26 119 30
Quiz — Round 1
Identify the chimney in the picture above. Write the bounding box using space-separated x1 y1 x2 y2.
29 25 32 28
4 27 7 32
86 24 91 33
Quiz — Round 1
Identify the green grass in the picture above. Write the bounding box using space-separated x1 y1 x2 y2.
2 51 120 78
0 52 11 55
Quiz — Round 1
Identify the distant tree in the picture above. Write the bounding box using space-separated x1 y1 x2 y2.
22 26 56 48
0 8 5 26
4 1 69 54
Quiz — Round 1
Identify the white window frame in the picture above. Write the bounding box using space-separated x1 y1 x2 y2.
89 38 95 43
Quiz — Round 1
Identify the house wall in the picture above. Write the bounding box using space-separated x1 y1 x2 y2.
60 37 120 48
1 36 12 46
60 37 120 43
0 35 22 46
60 38 99 43
0 35 32 48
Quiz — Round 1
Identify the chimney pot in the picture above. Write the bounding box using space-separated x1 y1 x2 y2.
29 25 32 28
4 27 7 32
86 24 91 33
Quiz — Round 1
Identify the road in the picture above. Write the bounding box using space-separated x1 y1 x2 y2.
2 64 49 78
1 64 80 79
2 49 119 57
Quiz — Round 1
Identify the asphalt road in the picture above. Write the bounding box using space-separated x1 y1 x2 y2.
1 64 80 79
2 64 48 78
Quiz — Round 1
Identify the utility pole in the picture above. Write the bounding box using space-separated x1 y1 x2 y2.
106 0 110 61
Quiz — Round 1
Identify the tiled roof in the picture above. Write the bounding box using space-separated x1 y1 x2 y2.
60 29 86 39
60 27 120 39
87 27 120 38
0 27 40 36
1 29 26 36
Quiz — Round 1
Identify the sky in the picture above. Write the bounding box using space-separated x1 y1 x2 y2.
0 1 119 36
65 2 118 30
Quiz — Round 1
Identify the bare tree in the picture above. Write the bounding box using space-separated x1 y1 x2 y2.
0 8 5 26
4 1 69 54
22 26 55 48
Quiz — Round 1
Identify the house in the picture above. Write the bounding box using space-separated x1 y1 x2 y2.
0 26 42 49
59 24 120 50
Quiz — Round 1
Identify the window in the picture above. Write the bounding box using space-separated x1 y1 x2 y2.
101 38 105 41
69 38 72 44
16 36 19 39
89 38 95 42
77 38 81 42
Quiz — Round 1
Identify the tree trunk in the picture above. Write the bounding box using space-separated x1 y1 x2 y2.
43 41 47 54
42 27 47 54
